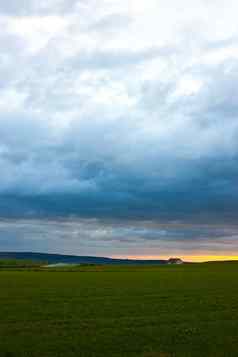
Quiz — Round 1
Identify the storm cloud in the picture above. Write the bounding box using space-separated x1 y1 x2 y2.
0 1 238 256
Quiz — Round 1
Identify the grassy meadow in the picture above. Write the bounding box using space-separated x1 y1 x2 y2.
0 262 238 357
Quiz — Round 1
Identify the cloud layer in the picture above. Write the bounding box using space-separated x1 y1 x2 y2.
0 0 238 223
1 218 238 259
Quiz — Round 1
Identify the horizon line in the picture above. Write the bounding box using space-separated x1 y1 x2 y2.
1 251 238 263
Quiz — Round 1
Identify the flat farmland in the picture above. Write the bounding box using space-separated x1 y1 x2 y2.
0 263 238 357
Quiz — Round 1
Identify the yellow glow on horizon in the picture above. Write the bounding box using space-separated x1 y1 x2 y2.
111 255 238 262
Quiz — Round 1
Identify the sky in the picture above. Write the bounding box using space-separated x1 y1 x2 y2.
1 0 238 260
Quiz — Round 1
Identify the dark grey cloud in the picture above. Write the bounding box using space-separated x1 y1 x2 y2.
1 61 238 220
1 218 238 257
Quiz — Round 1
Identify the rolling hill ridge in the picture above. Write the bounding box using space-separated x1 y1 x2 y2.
0 252 183 265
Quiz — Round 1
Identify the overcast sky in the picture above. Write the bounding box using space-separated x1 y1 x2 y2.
0 1 238 259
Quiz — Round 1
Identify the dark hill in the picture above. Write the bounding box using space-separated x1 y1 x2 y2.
0 252 179 265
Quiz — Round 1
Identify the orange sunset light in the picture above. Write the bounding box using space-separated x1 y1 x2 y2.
112 255 238 263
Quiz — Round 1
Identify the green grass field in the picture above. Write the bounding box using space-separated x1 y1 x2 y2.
0 263 238 357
